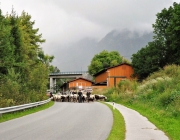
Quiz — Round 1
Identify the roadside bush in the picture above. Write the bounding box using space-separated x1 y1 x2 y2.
0 76 20 107
0 66 49 107
117 79 138 93
158 90 173 107
92 87 108 95
104 88 117 102
157 90 180 107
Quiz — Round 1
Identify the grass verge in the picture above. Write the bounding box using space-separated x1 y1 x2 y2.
0 101 54 123
103 102 126 140
120 102 178 140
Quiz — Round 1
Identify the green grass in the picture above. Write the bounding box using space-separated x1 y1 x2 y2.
103 65 180 140
103 102 125 140
120 102 179 140
0 101 54 123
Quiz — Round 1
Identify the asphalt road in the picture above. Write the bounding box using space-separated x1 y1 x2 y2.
0 102 113 140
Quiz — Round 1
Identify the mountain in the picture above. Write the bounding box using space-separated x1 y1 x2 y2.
52 29 154 71
96 29 154 60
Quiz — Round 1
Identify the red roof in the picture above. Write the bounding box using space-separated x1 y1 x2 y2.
93 62 132 76
68 77 94 83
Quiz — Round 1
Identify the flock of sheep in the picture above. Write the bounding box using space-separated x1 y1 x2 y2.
51 90 107 103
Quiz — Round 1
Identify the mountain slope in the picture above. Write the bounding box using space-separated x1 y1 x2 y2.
52 29 153 71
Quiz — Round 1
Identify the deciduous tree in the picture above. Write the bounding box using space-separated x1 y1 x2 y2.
88 50 128 75
132 2 180 80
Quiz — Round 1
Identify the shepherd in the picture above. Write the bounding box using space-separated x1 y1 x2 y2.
78 89 83 103
86 91 91 102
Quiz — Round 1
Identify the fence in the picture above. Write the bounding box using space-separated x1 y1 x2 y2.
0 98 52 116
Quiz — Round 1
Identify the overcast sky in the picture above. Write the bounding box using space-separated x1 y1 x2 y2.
1 0 180 71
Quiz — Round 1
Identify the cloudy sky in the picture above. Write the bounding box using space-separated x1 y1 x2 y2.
1 0 180 71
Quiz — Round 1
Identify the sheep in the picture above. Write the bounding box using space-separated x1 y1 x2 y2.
87 94 95 102
72 94 78 103
82 94 87 102
95 94 107 101
52 91 108 103
51 94 56 101
68 93 74 102
52 94 61 102
56 94 62 102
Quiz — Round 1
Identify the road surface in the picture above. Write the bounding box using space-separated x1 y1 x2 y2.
0 102 113 140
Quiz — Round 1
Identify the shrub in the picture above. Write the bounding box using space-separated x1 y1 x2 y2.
157 90 180 107
117 79 138 93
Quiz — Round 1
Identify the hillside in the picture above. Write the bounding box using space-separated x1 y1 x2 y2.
103 64 180 140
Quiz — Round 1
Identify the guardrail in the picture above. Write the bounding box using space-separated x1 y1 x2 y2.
0 98 52 116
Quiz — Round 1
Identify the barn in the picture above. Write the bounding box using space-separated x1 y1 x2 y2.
68 77 94 90
93 63 134 88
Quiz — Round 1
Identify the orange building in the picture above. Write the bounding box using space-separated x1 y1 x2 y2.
68 77 93 89
93 63 134 88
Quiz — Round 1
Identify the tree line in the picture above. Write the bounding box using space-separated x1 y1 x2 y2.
0 9 55 107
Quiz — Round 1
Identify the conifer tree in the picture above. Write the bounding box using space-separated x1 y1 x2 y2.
0 9 14 75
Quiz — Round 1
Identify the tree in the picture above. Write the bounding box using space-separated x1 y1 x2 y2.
132 41 164 80
88 60 103 75
132 2 180 80
88 50 127 75
0 9 15 75
37 48 56 72
153 2 180 64
0 7 58 106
